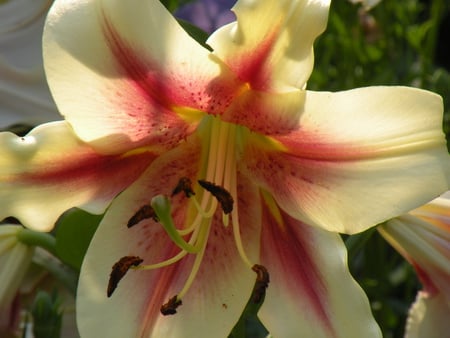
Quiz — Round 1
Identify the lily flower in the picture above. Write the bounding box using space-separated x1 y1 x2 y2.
0 0 449 336
379 196 450 338
0 225 34 335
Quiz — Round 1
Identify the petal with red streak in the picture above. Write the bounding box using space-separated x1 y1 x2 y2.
221 87 306 135
258 196 381 338
380 209 450 305
77 140 261 338
242 86 450 234
0 121 154 231
208 0 330 91
43 0 240 154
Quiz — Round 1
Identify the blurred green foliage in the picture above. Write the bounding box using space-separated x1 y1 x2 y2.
309 0 450 149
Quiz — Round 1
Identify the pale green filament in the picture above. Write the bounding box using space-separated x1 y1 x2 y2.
132 117 258 304
151 195 200 254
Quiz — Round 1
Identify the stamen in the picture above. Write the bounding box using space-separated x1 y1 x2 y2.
251 264 270 303
172 177 195 198
160 295 182 315
132 250 188 270
198 180 234 214
177 217 212 299
151 195 199 253
127 205 158 228
107 256 143 297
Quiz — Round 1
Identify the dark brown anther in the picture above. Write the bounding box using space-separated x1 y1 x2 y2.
127 205 158 228
251 264 270 304
160 295 182 315
107 256 143 297
198 180 234 214
172 177 195 198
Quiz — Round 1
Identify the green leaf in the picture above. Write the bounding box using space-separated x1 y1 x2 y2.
55 208 103 271
160 0 196 13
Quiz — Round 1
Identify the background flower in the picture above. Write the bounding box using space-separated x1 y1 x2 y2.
379 196 450 338
0 0 58 130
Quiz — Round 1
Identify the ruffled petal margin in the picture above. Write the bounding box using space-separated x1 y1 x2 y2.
208 0 330 92
405 291 450 338
77 139 261 338
257 194 381 338
242 86 450 234
0 121 154 231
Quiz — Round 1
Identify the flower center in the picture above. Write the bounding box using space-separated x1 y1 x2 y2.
107 116 268 315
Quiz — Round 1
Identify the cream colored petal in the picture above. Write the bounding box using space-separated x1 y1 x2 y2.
258 197 381 338
242 86 450 234
0 121 154 231
43 0 233 154
0 226 34 308
405 291 450 338
208 0 330 91
77 140 260 337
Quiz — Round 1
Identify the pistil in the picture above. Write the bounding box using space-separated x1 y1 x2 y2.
107 116 270 315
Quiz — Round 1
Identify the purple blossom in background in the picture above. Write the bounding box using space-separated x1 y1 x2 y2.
176 0 236 33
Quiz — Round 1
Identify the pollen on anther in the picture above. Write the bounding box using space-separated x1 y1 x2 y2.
107 256 143 297
172 177 195 198
160 295 182 315
198 180 234 214
127 205 158 228
251 264 270 304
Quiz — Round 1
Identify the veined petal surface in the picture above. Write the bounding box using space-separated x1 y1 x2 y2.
257 196 381 338
242 86 450 234
0 121 154 231
43 0 239 154
208 0 330 91
78 139 260 338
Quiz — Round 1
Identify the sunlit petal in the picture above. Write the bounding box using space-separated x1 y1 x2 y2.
258 197 381 337
0 121 154 231
43 0 239 154
208 0 331 91
242 87 449 234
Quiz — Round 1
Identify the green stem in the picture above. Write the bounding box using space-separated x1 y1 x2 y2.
17 229 57 256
